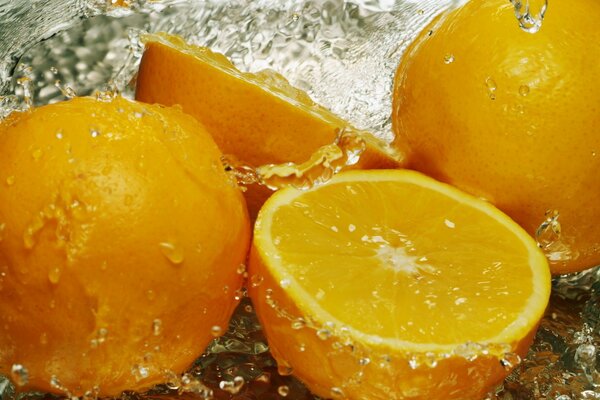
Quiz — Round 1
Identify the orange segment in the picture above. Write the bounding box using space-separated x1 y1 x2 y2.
135 33 404 217
249 169 550 399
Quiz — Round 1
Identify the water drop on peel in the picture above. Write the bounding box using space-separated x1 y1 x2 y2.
519 84 530 96
211 325 223 337
5 176 15 186
278 385 290 397
443 54 454 64
10 364 29 387
159 241 184 264
485 77 497 100
277 364 294 376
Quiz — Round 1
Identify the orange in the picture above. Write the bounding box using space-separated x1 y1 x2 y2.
135 33 405 218
392 0 600 274
249 169 551 399
0 97 250 396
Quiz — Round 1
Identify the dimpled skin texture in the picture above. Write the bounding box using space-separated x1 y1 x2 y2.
0 97 250 396
392 0 600 274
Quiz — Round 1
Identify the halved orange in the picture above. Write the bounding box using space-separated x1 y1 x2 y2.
249 169 551 399
135 33 405 218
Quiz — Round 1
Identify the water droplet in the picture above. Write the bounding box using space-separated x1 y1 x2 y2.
55 131 64 140
330 387 345 398
0 222 6 242
277 364 294 376
159 241 184 264
219 376 244 394
278 385 290 396
90 128 100 138
152 319 162 336
444 219 455 228
5 176 15 186
359 357 371 366
211 325 223 337
10 364 29 387
50 67 58 74
485 77 497 100
54 80 77 99
131 364 149 381
443 54 455 64
519 84 530 96
501 352 521 370
575 343 596 364
48 267 61 284
250 274 264 287
291 317 306 330
348 224 356 232
316 328 332 341
236 264 247 275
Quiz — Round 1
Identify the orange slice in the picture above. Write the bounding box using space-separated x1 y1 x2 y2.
249 169 551 399
135 33 405 218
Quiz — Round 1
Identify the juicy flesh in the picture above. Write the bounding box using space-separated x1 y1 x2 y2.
268 179 535 345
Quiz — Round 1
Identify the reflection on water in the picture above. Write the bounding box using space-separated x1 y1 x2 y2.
0 0 599 399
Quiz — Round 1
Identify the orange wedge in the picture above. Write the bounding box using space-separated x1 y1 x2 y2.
249 169 551 400
135 33 404 217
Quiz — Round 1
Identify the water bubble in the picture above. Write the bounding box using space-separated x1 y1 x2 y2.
10 364 29 387
219 376 244 394
211 325 223 337
443 54 455 64
5 176 15 186
159 241 184 264
152 319 162 336
519 85 530 96
90 128 100 138
277 385 290 396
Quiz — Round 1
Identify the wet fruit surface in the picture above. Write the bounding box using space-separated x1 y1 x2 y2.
392 0 600 274
0 96 250 396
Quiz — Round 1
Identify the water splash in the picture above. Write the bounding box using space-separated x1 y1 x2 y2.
223 128 370 191
510 0 548 34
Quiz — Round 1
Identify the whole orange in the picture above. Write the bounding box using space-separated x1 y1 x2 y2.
0 97 250 396
392 0 600 274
